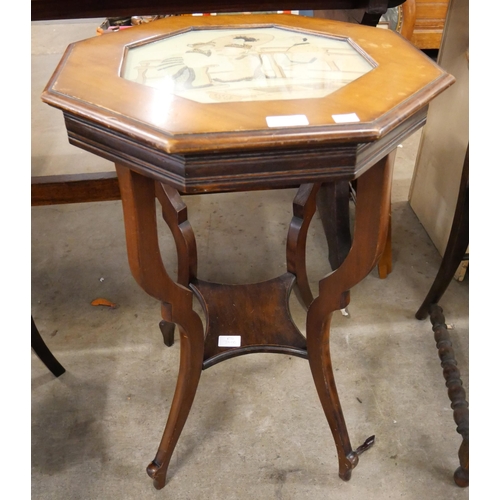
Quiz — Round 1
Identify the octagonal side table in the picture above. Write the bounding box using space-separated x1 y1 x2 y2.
42 14 454 491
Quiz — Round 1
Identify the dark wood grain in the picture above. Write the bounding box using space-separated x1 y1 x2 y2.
65 111 359 191
31 172 120 206
316 180 352 270
192 273 308 369
31 0 405 21
159 319 175 347
429 305 469 487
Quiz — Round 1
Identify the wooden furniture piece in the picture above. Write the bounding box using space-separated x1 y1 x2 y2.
409 0 468 258
415 145 468 487
31 1 405 21
384 0 416 41
314 0 415 40
31 316 66 377
410 0 450 49
41 14 453 490
330 0 449 51
30 2 406 208
31 2 412 284
412 3 468 481
31 1 405 209
314 1 416 279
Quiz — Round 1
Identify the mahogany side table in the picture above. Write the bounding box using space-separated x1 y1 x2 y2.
42 14 454 490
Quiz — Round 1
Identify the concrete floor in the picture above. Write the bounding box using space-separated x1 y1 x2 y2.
31 19 469 500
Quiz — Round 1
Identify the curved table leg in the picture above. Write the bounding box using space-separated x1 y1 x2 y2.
115 165 205 490
307 310 368 479
31 316 66 377
287 183 321 308
155 182 197 288
307 152 394 480
415 146 468 320
147 322 204 489
316 181 352 272
116 151 394 487
155 182 198 347
317 179 393 283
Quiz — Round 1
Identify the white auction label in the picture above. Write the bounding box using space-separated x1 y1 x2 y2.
266 115 309 127
218 335 241 347
331 113 360 123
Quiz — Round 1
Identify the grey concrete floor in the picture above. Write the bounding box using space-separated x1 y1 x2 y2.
32 19 469 500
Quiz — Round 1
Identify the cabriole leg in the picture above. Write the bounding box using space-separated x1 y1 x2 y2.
146 323 204 489
115 165 204 490
307 152 394 480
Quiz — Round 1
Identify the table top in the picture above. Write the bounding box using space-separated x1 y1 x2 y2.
121 26 375 104
41 14 454 192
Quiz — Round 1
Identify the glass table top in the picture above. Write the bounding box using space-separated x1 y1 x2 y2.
122 27 375 103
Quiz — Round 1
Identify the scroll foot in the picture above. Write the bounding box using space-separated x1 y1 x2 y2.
338 453 358 481
147 460 167 490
